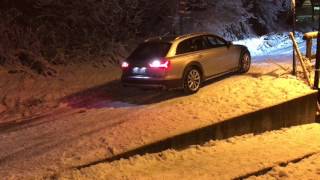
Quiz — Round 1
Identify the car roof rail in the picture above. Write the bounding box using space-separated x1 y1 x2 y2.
174 32 208 40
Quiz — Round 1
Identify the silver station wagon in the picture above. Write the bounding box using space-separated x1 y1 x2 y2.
121 32 251 94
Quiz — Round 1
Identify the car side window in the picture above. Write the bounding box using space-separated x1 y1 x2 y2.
176 36 208 55
176 39 192 55
190 37 208 51
206 36 226 48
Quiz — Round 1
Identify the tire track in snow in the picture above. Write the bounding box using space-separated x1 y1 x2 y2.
234 152 320 180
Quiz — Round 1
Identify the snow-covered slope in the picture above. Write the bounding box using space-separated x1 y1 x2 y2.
234 32 304 57
186 0 291 41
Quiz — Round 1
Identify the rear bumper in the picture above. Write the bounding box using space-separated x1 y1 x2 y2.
121 76 182 89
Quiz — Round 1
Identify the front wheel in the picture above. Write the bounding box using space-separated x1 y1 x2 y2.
183 67 202 94
239 51 251 73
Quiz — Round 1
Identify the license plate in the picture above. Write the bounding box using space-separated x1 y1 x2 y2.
132 67 147 74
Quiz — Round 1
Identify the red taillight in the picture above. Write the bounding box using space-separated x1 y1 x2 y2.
149 59 170 69
121 61 129 69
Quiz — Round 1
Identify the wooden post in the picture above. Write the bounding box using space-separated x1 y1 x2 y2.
306 39 313 59
304 32 319 60
289 32 312 86
314 7 320 111
314 14 320 90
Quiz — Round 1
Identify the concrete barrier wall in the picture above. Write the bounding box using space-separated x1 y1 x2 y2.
77 92 318 169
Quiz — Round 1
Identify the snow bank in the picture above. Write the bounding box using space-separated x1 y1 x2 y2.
234 32 304 57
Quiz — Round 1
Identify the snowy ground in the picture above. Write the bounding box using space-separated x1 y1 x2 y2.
0 59 315 179
250 152 320 179
0 33 318 179
0 62 122 123
59 123 320 180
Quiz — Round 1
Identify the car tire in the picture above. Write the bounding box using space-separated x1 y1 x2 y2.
239 50 251 73
183 67 202 94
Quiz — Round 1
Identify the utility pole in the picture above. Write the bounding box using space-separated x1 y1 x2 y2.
178 0 190 35
292 0 297 75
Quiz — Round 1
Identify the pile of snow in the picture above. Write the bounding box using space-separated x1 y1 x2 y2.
234 32 304 57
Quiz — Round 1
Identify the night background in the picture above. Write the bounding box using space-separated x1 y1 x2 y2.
1 0 320 179
0 0 295 70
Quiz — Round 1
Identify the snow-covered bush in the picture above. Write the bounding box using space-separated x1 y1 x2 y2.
184 0 291 40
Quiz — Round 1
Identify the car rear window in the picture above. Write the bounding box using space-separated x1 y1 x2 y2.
128 42 171 61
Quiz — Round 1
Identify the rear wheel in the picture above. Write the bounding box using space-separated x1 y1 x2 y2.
183 67 202 94
239 51 251 73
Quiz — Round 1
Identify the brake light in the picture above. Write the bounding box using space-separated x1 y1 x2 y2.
121 61 129 69
149 59 170 69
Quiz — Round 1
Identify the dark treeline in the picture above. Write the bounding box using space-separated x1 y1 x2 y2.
0 0 292 67
0 0 175 66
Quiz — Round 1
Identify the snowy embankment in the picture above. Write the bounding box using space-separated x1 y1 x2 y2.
60 124 320 180
234 32 305 57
